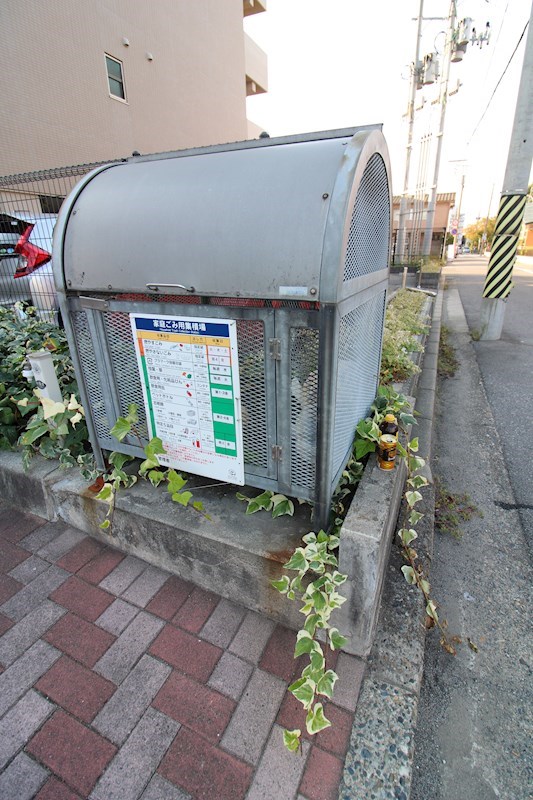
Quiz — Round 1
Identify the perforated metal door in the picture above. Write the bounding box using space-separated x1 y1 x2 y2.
331 292 386 480
69 297 278 484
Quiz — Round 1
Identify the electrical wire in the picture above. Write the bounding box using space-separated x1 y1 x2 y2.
485 0 510 76
468 18 529 143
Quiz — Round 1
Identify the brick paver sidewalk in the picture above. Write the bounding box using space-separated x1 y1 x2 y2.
0 503 365 800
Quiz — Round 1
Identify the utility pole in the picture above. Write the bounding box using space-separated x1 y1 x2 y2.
422 0 457 258
397 0 425 264
479 4 533 340
453 171 465 255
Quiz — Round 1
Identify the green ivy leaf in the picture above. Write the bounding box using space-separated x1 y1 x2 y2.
420 578 431 595
294 631 315 658
317 669 338 699
399 528 418 546
329 628 348 650
401 565 417 585
408 475 429 490
356 418 381 441
331 571 348 586
283 729 301 752
399 412 417 427
302 532 317 545
126 403 139 424
271 496 295 518
144 436 165 457
110 416 131 442
409 437 419 452
308 649 325 673
312 590 327 611
148 469 166 487
409 510 424 525
139 457 160 475
406 490 423 508
304 613 320 637
108 451 133 470
283 548 308 573
355 438 377 460
172 491 193 507
305 703 331 735
20 423 49 445
99 518 111 530
408 455 426 472
290 678 316 710
96 484 113 502
251 490 274 510
396 441 408 459
167 470 187 494
271 575 290 594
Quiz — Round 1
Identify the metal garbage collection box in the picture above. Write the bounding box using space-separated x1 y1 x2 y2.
54 126 391 528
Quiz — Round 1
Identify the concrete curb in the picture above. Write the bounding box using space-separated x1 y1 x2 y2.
339 286 443 799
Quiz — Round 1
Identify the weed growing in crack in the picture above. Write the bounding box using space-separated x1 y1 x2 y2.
435 479 483 539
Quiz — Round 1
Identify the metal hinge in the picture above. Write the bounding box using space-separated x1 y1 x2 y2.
269 338 282 360
271 445 283 461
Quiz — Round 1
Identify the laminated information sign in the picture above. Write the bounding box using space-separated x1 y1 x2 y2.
130 313 244 484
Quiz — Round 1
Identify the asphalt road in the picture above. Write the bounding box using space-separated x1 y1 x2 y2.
410 257 532 800
444 254 533 553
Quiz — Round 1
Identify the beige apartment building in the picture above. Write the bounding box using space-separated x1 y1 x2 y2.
391 193 456 260
0 0 268 177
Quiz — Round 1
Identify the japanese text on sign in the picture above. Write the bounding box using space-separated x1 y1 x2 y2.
130 314 244 484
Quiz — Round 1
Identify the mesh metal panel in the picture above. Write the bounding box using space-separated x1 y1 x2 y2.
331 293 385 477
72 304 269 471
290 327 319 490
103 311 149 439
343 154 390 281
236 320 269 469
71 311 110 441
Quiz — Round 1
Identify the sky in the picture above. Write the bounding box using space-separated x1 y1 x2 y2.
244 0 532 226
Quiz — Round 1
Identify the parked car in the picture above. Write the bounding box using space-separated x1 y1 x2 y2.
0 212 58 322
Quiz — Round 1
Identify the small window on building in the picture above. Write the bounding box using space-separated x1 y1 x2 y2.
105 55 126 100
39 195 64 214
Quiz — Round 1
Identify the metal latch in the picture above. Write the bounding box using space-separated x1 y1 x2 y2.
79 296 109 311
272 445 283 461
269 338 282 360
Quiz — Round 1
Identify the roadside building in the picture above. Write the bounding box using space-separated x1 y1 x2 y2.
392 192 456 261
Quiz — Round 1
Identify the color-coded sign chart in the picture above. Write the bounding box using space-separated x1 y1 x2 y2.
130 314 244 484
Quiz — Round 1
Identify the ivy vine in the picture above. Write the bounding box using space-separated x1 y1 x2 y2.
95 403 209 532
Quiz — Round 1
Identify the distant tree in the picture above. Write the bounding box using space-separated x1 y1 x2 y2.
463 216 497 248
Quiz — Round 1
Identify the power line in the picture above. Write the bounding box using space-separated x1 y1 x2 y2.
469 18 529 143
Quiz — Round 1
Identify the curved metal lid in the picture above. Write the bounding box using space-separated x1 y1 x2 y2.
58 126 388 301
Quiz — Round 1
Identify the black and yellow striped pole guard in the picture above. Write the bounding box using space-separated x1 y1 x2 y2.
483 192 527 299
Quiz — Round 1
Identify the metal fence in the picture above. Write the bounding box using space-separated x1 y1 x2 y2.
0 162 112 323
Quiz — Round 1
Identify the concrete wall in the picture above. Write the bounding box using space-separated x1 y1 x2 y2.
0 0 250 174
